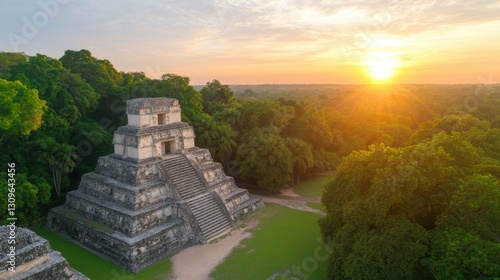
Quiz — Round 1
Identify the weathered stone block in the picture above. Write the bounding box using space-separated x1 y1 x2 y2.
0 226 88 280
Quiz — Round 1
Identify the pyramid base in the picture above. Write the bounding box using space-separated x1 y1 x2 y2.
47 206 195 272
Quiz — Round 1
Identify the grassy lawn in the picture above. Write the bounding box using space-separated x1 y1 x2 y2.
210 203 328 280
294 173 334 200
32 227 173 280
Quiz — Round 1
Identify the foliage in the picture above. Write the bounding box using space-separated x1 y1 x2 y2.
60 49 122 94
285 137 314 186
282 102 333 148
193 115 237 166
236 127 292 191
320 131 500 279
0 52 27 79
35 137 78 197
427 228 500 280
0 78 46 138
0 172 51 225
201 79 234 114
425 174 500 279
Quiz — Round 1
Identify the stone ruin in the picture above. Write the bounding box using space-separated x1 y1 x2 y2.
47 97 264 272
0 226 88 280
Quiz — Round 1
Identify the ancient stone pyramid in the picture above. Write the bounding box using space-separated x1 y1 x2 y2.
47 98 263 272
0 226 88 280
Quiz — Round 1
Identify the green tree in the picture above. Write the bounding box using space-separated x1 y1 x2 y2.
60 49 123 93
282 104 333 148
420 159 500 280
379 123 412 147
193 116 237 167
212 104 241 126
235 99 294 133
0 79 46 139
320 130 500 280
285 137 314 186
160 74 204 121
0 173 51 225
473 97 500 128
236 127 292 191
411 114 490 144
36 137 78 197
0 52 27 79
312 148 340 172
428 228 500 280
201 79 234 114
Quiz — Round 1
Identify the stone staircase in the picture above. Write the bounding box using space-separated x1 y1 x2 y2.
187 193 233 240
161 155 207 199
160 155 233 241
186 148 264 220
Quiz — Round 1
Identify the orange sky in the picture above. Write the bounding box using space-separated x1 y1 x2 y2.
2 1 500 84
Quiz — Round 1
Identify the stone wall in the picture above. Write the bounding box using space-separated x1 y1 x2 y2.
47 205 194 272
0 226 88 280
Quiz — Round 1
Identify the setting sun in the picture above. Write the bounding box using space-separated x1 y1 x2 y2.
370 63 395 81
365 54 398 83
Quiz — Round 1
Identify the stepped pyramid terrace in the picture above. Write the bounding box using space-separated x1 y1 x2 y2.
47 97 263 272
0 226 88 280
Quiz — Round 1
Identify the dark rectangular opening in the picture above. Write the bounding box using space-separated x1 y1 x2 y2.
158 113 166 125
162 141 172 155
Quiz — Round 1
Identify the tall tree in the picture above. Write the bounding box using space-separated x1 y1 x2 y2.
282 104 333 148
0 79 46 140
36 137 77 197
193 116 237 167
236 127 292 191
285 137 314 186
200 79 234 114
60 49 122 94
160 73 204 121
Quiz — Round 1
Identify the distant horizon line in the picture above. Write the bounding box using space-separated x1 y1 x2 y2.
191 83 500 86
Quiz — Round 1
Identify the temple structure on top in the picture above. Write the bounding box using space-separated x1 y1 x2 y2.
47 98 263 272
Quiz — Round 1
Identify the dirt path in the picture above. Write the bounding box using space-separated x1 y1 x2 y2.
171 188 323 279
260 196 324 216
260 187 325 216
171 224 255 280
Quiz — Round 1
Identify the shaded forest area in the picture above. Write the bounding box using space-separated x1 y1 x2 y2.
235 84 500 279
1 50 500 279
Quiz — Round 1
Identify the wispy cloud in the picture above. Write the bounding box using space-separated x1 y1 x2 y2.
1 0 499 83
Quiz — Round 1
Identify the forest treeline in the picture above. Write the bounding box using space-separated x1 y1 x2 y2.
1 50 500 279
233 81 500 278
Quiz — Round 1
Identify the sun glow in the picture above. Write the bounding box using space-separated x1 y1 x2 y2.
366 54 398 83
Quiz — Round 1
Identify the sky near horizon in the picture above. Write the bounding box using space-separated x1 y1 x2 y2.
1 0 499 84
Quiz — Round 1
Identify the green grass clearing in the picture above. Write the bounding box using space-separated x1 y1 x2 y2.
294 173 334 199
210 203 328 280
32 227 173 280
